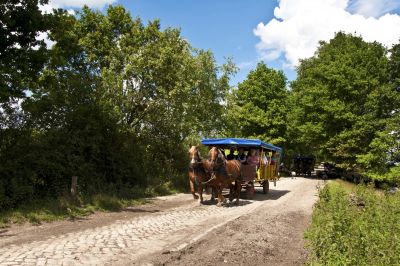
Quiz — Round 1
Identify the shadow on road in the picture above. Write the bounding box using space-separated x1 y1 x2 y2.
198 188 291 207
0 229 15 238
68 216 90 222
123 208 160 213
246 189 291 202
264 189 291 200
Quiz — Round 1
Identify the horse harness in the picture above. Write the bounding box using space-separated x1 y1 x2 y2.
205 156 238 183
189 158 208 185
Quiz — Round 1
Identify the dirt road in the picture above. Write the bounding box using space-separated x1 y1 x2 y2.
0 177 322 266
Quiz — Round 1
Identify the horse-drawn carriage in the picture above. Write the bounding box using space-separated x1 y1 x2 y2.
199 138 282 200
291 155 315 176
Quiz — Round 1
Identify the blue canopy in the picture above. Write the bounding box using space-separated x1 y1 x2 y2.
201 138 282 153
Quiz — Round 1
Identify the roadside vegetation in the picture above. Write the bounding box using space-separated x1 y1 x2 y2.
306 181 400 265
0 184 176 228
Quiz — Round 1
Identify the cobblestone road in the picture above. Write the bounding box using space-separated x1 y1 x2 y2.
0 195 266 265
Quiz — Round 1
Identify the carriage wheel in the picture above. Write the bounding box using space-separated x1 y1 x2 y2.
263 181 269 194
246 182 255 200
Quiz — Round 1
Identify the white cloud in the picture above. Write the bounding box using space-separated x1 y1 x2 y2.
347 0 400 18
38 0 116 47
40 0 116 13
254 0 400 68
53 0 115 9
36 31 55 48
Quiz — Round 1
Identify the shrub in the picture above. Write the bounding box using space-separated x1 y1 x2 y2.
91 194 123 211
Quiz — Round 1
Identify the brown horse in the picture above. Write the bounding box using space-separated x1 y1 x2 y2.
203 147 242 206
188 146 215 203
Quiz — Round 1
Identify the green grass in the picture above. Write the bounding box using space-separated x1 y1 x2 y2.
305 181 400 265
330 178 358 192
0 196 138 228
0 184 177 228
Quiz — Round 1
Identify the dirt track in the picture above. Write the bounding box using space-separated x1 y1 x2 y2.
0 177 322 265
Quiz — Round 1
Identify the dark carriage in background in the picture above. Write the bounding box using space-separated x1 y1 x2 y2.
292 155 315 176
316 162 341 179
201 138 283 199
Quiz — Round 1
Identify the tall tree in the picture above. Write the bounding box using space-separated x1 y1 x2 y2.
0 0 52 113
227 62 288 145
355 41 400 180
0 0 57 208
290 32 394 169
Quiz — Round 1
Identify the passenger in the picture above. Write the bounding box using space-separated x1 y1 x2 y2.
270 151 276 165
226 148 236 160
236 148 247 163
262 152 269 165
246 149 259 166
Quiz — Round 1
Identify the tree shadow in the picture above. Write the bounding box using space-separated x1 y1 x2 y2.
0 229 15 237
68 216 90 222
122 208 160 213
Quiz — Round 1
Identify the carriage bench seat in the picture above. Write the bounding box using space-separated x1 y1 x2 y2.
241 164 257 182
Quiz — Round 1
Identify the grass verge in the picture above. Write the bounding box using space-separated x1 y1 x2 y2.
0 183 178 228
305 180 400 265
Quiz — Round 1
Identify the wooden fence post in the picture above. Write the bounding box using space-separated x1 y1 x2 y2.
71 176 78 198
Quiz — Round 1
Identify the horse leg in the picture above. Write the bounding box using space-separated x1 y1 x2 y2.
189 176 199 200
211 186 216 202
198 182 204 203
216 185 225 207
235 180 241 205
205 186 211 195
204 185 214 201
229 182 234 202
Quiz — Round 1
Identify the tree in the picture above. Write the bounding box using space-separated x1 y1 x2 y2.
290 32 394 169
0 0 53 117
0 4 236 210
0 0 58 208
227 62 288 145
355 41 400 180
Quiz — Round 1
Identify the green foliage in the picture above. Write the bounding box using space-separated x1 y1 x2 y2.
91 194 123 211
0 4 234 211
0 0 52 103
226 62 288 145
306 182 400 265
290 32 398 171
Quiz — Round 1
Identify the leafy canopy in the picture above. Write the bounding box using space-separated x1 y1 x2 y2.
227 62 288 145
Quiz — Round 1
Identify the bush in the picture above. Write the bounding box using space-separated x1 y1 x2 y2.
91 194 123 211
306 182 400 265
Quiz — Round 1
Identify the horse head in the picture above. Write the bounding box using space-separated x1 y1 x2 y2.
208 147 224 169
189 145 201 167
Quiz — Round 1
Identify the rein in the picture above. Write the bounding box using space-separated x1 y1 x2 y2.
190 163 216 185
200 172 216 185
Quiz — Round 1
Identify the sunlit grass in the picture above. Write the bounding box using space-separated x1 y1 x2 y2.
306 181 400 265
329 178 357 192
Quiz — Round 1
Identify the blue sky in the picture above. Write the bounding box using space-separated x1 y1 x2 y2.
45 0 400 86
117 0 291 85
